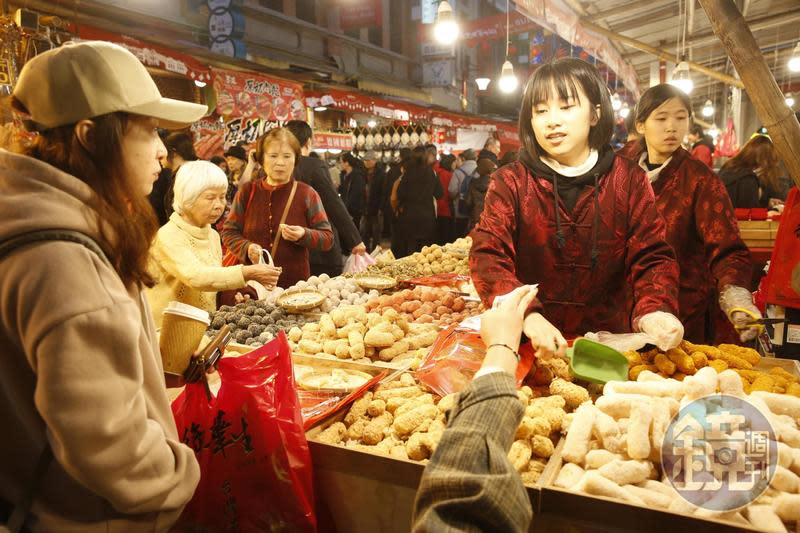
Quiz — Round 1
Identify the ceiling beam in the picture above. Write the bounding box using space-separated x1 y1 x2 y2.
588 0 670 21
608 6 678 35
579 18 745 88
623 8 800 61
559 0 629 62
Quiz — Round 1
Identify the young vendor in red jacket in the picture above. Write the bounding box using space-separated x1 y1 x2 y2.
469 58 682 360
624 84 759 344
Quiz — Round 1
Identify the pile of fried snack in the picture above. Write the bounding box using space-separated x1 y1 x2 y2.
315 374 590 486
555 366 800 530
625 341 800 396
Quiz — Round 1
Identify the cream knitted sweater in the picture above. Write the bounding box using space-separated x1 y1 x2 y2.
147 213 245 327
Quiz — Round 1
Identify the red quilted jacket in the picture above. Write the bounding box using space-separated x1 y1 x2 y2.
470 154 679 336
619 146 751 343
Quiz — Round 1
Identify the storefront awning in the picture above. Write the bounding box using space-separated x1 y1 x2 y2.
76 26 213 84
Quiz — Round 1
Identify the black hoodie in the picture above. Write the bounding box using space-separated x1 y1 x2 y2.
718 166 760 209
518 146 616 269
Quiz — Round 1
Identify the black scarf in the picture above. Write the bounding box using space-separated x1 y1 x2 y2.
519 146 616 270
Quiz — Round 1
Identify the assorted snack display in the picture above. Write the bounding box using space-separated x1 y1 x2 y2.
288 304 438 367
553 367 800 530
207 300 316 347
193 235 800 532
624 341 800 396
364 285 482 326
359 238 472 280
314 373 590 486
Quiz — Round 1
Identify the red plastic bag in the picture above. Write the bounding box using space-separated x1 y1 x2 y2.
414 326 534 397
172 332 317 532
765 188 800 308
716 117 739 158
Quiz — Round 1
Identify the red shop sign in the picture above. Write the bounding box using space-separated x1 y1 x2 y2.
340 0 382 31
313 132 354 151
212 67 305 122
76 26 212 83
461 11 539 46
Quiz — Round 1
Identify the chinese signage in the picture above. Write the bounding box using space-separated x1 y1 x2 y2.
76 26 212 84
339 0 382 30
313 132 354 151
461 10 539 46
211 67 305 122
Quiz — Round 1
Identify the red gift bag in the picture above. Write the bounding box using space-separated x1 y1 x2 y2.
172 332 316 532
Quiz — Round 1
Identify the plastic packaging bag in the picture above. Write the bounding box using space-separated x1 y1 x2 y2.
300 371 386 430
583 331 654 353
343 252 377 274
404 272 471 289
415 326 535 397
172 332 317 532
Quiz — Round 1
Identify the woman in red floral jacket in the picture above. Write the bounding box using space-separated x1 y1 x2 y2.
623 84 759 344
470 58 682 359
222 128 334 288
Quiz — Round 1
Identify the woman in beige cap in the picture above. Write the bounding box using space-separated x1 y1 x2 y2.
147 160 281 326
0 41 206 532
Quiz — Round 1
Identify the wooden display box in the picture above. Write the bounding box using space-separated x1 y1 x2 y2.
756 355 800 376
537 440 761 532
739 220 779 248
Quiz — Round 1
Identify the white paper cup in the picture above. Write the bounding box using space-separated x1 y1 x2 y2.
159 301 210 374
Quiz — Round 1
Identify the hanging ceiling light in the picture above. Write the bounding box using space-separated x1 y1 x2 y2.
498 61 518 94
475 77 491 91
619 102 630 119
611 93 622 111
789 43 800 72
194 79 207 88
669 61 694 94
433 1 459 45
314 106 327 112
367 119 377 129
786 93 796 108
497 0 517 94
702 99 715 117
708 123 720 139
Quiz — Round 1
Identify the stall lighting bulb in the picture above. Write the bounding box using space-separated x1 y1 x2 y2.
669 61 694 95
498 61 518 94
434 1 459 45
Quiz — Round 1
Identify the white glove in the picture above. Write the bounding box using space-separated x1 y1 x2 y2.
719 285 762 342
523 312 567 361
636 311 684 352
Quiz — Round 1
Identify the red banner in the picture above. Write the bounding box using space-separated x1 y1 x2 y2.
76 26 212 83
313 132 354 151
211 67 305 122
462 11 539 46
340 0 382 30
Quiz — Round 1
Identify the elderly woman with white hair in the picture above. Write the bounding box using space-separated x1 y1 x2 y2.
147 160 281 326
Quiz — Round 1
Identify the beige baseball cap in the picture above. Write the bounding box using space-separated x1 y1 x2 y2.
12 40 208 130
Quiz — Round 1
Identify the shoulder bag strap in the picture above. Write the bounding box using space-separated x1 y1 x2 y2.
0 229 109 533
270 181 298 259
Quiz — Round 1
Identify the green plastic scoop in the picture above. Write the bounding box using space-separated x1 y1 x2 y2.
567 338 629 384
